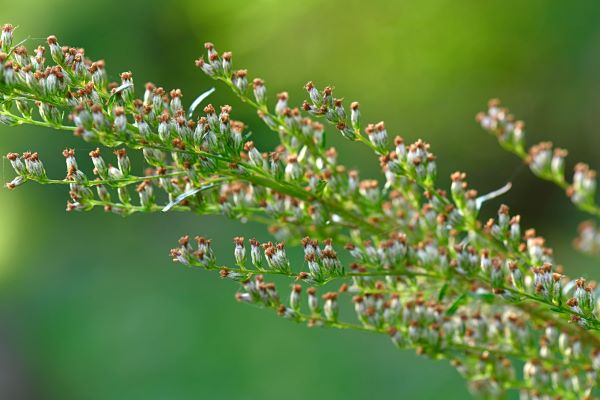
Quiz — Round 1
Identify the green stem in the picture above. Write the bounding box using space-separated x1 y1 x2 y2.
27 171 187 187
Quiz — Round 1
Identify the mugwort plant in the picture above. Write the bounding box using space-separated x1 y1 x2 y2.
2 23 600 398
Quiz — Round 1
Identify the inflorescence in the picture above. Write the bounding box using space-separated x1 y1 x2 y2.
2 24 600 399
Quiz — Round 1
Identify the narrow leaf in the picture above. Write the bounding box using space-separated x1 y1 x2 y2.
437 283 449 302
445 293 468 316
475 182 512 210
188 87 216 118
162 181 222 212
315 180 328 196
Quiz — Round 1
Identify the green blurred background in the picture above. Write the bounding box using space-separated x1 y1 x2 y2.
1 1 600 398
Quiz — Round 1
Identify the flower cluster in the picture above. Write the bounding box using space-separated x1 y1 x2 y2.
478 99 600 219
3 25 600 399
173 229 600 398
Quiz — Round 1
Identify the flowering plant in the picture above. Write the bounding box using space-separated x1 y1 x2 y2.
2 23 600 398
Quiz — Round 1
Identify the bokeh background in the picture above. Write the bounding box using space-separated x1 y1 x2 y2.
1 1 600 398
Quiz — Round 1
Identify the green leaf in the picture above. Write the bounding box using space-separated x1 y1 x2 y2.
437 283 449 302
470 292 495 303
162 180 224 212
315 180 328 196
445 293 468 316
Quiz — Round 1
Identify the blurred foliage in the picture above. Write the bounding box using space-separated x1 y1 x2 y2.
1 0 600 398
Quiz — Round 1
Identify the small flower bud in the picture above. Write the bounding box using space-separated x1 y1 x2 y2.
62 148 77 171
322 86 334 108
1 24 14 52
108 165 124 180
117 186 131 204
284 155 302 181
96 184 111 202
90 60 107 88
233 236 246 268
336 121 356 140
275 92 288 116
136 180 154 207
507 262 523 291
119 71 135 103
290 284 302 311
235 292 253 303
221 51 232 76
392 327 410 350
322 292 338 321
569 163 597 206
480 249 490 274
305 253 322 280
233 69 247 92
46 35 63 64
6 152 26 175
113 107 127 133
114 148 131 177
334 98 345 120
5 175 25 189
252 78 266 105
249 238 262 269
89 148 108 179
566 297 582 314
350 101 360 130
195 56 214 76
276 304 296 319
307 287 319 315
305 81 321 105
488 260 503 289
